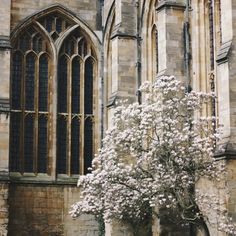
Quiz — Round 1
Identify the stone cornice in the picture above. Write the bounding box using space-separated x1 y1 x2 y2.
156 1 186 12
110 23 137 40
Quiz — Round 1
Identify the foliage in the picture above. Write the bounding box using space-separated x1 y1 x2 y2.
71 76 236 235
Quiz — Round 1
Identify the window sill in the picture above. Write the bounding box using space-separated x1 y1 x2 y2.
9 172 79 185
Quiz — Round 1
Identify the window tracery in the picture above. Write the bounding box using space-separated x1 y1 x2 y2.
57 29 95 175
10 11 97 176
39 13 75 41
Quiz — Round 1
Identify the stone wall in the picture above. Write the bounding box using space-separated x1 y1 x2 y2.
0 183 8 236
11 0 101 31
8 183 99 236
0 51 10 173
104 0 114 26
0 0 11 234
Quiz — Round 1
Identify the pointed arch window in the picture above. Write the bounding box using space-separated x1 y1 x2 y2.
57 29 95 175
10 10 98 177
151 26 158 76
10 25 51 174
146 2 159 82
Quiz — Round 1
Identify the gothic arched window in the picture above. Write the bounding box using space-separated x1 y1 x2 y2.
10 10 98 177
10 26 51 173
57 30 95 175
151 26 158 76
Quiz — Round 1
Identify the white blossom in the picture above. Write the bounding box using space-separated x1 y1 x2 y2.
70 76 235 234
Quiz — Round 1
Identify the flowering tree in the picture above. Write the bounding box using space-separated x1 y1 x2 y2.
71 76 236 235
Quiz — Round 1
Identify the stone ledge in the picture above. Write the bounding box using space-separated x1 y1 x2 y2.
214 142 236 159
107 94 117 108
156 1 186 12
9 173 78 186
110 31 136 40
0 98 10 117
216 40 232 65
0 36 11 50
9 179 78 186
0 172 9 182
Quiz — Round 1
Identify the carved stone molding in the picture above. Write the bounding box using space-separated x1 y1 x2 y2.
0 36 11 50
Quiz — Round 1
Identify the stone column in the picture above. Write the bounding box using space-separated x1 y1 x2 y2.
109 0 137 101
0 0 11 235
106 0 137 129
105 0 138 235
155 1 189 235
156 0 185 81
215 0 236 228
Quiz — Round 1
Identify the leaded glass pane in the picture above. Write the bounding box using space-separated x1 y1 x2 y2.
71 118 80 174
84 118 93 174
46 17 53 32
57 116 67 174
25 53 35 111
65 40 75 56
84 58 93 114
83 42 87 56
56 18 62 33
19 34 31 52
24 115 34 172
33 35 43 53
78 40 83 56
12 52 22 110
39 54 48 111
38 115 48 173
27 27 36 37
10 112 21 172
72 57 80 114
58 56 67 113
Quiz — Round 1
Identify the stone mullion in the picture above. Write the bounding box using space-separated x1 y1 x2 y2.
50 52 57 180
67 58 72 176
34 55 39 174
46 59 51 175
80 60 85 174
93 61 98 163
21 54 27 174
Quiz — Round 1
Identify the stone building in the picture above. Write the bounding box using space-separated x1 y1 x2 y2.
0 0 234 235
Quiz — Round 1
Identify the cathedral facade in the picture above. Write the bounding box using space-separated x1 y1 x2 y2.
0 0 235 235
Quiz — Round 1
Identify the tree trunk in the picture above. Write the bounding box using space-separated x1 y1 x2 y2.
195 218 210 236
131 220 152 236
